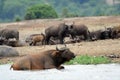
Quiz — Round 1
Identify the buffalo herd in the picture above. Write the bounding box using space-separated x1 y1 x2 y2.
0 22 120 71
0 23 120 46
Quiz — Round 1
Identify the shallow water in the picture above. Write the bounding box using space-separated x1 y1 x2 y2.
0 64 120 80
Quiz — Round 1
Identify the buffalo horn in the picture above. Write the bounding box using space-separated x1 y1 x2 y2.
56 45 60 51
56 44 68 51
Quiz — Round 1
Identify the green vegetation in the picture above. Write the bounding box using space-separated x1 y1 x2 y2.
65 55 111 65
24 4 58 20
0 0 120 22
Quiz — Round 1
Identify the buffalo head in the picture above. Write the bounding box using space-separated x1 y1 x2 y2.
55 45 75 61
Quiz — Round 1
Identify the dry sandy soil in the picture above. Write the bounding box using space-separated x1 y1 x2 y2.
0 16 120 64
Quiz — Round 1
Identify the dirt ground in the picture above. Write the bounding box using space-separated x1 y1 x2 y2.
0 16 120 64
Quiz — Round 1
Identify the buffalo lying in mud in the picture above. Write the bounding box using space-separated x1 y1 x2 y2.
0 46 19 57
10 45 75 70
90 29 111 41
110 26 120 39
0 29 19 46
25 33 45 46
45 23 69 44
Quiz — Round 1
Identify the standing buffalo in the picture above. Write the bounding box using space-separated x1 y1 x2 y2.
0 29 19 40
25 33 45 46
45 23 69 44
68 23 90 41
10 46 75 70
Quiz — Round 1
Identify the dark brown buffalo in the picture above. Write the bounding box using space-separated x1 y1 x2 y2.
10 46 75 70
90 29 111 41
111 26 120 39
25 33 45 46
0 37 5 45
5 38 17 47
45 23 69 44
0 29 19 40
68 24 90 41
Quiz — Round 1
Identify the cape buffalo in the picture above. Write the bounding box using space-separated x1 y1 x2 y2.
0 29 19 40
0 37 5 45
10 46 75 70
68 23 90 41
90 29 110 41
45 23 69 44
0 46 19 57
25 33 45 46
110 26 120 39
5 38 17 47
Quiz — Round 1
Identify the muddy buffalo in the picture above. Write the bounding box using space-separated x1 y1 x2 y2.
90 29 111 41
110 26 120 39
10 46 75 70
45 23 69 44
0 29 19 40
0 46 19 57
68 23 90 41
0 37 5 45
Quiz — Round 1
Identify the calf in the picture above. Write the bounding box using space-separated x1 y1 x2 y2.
26 33 45 46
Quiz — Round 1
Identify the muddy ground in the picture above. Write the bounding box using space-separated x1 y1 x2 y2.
0 16 120 64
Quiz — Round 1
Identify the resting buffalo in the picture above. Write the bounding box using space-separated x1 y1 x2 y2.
0 29 19 41
68 24 90 41
45 23 69 44
110 26 120 39
90 29 110 41
10 46 75 70
25 33 45 46
0 37 5 45
0 46 19 57
5 38 17 47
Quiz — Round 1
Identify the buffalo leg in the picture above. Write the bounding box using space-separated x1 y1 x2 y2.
45 36 50 45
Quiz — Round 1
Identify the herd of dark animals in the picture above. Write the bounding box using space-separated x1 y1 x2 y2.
0 22 120 70
0 22 119 46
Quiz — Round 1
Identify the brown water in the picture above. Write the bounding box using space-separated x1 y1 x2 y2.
0 64 120 80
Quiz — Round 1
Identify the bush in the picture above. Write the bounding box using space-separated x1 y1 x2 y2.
24 4 58 20
14 15 21 22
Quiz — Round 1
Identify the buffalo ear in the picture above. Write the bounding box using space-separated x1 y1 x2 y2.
52 51 60 57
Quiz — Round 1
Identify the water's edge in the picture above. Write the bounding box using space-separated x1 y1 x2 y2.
0 64 120 80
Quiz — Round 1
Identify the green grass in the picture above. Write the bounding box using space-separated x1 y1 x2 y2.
65 55 111 65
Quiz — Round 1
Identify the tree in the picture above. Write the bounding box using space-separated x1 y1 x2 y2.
24 4 58 20
61 8 69 17
0 0 6 18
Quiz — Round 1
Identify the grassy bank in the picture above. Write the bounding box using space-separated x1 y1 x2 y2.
0 55 111 65
65 55 111 65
